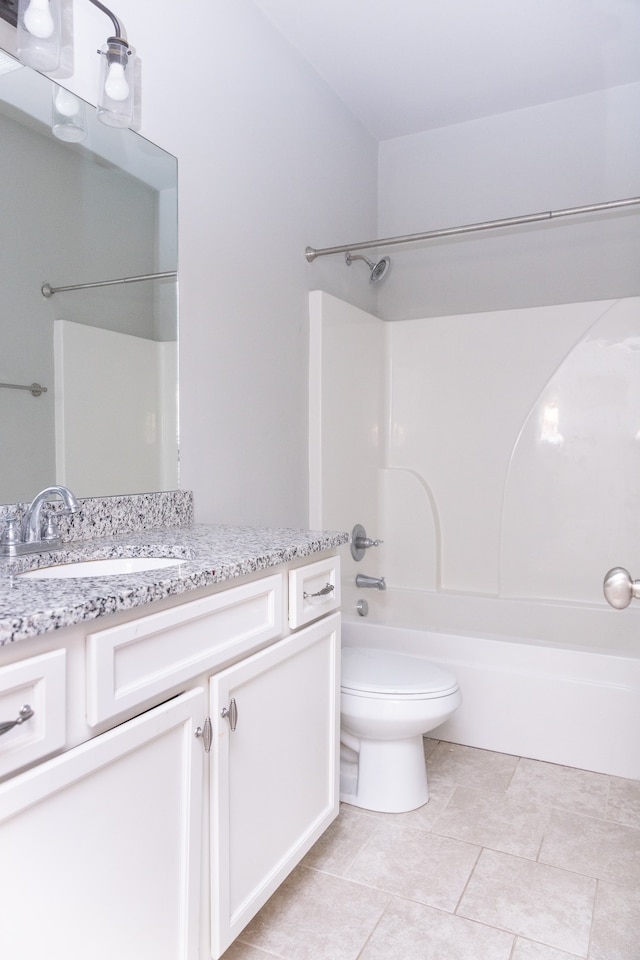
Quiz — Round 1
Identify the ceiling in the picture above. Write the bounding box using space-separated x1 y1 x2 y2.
252 0 640 141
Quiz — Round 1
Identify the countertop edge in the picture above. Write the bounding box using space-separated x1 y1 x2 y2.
0 523 348 646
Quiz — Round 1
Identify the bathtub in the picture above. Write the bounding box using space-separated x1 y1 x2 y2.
341 587 640 780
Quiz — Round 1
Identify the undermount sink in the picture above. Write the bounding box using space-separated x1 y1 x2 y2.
19 557 186 579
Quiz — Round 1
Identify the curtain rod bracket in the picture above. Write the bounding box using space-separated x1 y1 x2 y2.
0 381 47 397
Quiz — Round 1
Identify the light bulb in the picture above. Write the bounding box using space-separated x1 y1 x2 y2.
23 0 54 39
54 87 80 118
104 62 129 102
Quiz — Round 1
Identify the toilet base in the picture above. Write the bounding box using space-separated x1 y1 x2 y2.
339 734 429 813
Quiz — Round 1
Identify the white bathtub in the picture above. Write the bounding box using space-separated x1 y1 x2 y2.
341 587 640 780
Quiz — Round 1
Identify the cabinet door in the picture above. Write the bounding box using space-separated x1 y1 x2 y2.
210 613 340 958
0 688 205 960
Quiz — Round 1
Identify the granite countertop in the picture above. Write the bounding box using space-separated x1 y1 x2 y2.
0 524 348 646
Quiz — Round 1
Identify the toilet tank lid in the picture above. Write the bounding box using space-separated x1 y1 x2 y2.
341 646 458 696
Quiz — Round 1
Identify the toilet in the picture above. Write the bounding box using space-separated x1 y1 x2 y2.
339 646 462 813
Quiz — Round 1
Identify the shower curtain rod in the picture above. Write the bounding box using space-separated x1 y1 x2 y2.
304 195 640 262
41 270 177 298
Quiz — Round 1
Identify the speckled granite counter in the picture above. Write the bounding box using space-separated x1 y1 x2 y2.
0 523 347 646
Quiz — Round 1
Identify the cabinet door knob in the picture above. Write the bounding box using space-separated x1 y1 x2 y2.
221 698 238 732
195 717 212 753
0 704 34 737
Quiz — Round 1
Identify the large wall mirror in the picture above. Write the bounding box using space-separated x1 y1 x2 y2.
0 46 178 504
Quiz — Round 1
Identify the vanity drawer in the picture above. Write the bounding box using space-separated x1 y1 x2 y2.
86 574 283 726
288 556 341 629
0 650 66 779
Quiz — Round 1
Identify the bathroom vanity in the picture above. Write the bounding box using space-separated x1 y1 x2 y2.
0 516 344 959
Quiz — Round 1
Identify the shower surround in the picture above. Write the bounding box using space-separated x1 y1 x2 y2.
309 290 640 779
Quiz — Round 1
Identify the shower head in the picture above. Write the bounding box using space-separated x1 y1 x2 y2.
345 251 391 283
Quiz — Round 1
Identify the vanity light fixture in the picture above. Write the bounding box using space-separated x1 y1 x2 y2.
15 0 134 128
93 0 133 128
16 0 61 72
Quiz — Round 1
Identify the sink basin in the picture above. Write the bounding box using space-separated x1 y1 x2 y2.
19 557 186 579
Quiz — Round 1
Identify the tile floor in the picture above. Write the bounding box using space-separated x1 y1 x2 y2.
221 739 640 960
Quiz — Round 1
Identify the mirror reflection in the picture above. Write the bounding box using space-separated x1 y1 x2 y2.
0 49 178 504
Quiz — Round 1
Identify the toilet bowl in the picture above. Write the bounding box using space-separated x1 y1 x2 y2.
340 646 462 813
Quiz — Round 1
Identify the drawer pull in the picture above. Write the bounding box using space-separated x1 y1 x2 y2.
0 704 34 737
221 698 238 732
303 583 334 600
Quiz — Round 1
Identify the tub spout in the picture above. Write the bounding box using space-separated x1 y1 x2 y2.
355 574 386 590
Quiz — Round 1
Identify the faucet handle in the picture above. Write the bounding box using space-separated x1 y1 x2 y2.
41 511 60 541
0 516 21 545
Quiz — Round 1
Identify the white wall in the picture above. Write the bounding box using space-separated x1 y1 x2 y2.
33 0 378 527
377 83 640 320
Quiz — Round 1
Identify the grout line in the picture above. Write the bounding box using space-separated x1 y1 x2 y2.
504 753 523 792
452 843 484 915
353 896 394 960
602 773 612 824
585 878 601 960
534 803 552 862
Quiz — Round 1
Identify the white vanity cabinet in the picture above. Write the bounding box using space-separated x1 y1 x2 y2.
210 612 340 957
0 687 205 960
0 551 341 960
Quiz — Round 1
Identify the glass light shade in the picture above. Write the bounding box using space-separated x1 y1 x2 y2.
16 0 61 73
97 38 133 128
52 85 87 142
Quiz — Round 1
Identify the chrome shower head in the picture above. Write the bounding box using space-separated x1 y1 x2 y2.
345 251 391 283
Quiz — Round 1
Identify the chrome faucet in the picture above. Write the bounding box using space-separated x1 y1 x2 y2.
22 485 79 543
355 573 386 591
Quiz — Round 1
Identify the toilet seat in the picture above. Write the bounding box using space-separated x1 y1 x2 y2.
341 647 459 700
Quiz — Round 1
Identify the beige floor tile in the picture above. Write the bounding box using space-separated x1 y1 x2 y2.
423 737 440 759
224 746 639 960
432 786 551 859
301 804 377 876
507 759 609 818
538 811 640 888
589 880 640 960
238 865 390 960
606 776 640 830
458 849 596 956
345 820 480 912
427 742 519 793
511 939 582 960
359 896 514 960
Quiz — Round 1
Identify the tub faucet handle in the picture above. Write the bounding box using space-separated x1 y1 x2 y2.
356 536 383 549
351 523 384 561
